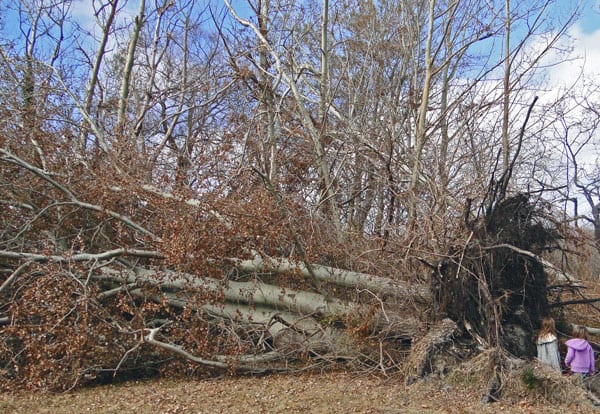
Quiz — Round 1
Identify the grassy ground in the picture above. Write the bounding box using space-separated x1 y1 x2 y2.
2 371 598 414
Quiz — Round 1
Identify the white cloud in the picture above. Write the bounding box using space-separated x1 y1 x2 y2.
70 0 97 32
543 23 600 88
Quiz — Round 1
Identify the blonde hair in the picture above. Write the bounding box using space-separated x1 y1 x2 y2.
572 325 589 340
538 316 556 338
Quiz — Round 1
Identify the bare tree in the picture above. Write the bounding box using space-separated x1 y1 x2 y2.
0 0 592 394
547 82 600 249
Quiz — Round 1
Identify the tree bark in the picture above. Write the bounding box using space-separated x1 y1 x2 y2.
117 0 145 134
97 267 354 317
230 255 431 300
407 0 436 230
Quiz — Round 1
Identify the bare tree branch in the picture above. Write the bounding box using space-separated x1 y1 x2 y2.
144 325 283 373
483 243 576 282
0 248 164 262
0 148 159 240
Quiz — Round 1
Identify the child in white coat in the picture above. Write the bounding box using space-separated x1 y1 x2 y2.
537 316 561 372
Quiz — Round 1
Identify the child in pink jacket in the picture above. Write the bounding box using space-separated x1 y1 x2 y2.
565 325 595 377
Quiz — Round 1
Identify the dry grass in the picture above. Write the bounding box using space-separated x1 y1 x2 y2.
1 369 598 414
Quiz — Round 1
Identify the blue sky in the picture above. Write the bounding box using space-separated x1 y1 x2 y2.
578 0 600 33
1 0 599 89
3 1 599 46
539 1 600 89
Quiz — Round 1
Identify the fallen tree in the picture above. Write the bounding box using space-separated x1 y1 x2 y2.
0 243 420 380
0 128 589 393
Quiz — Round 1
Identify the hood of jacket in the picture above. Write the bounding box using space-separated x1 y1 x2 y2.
566 338 591 351
537 333 557 345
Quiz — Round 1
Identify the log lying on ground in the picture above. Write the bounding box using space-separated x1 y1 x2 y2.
97 267 354 316
0 248 430 310
97 255 431 317
132 289 361 358
98 266 420 336
1 246 426 375
229 255 431 300
96 263 422 365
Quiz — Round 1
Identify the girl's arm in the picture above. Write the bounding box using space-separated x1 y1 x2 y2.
565 347 574 367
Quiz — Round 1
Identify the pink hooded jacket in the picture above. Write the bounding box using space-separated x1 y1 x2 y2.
565 338 595 374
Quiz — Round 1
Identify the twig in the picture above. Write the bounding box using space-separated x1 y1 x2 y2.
0 260 33 294
549 298 600 308
144 326 284 373
455 231 473 279
97 283 138 300
113 340 143 377
357 289 389 323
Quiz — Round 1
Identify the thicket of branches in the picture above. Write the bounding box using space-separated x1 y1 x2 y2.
1 0 599 392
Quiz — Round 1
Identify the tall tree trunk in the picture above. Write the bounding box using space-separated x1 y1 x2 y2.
258 0 278 181
407 0 435 231
117 0 145 136
502 0 511 173
79 0 118 154
319 0 330 125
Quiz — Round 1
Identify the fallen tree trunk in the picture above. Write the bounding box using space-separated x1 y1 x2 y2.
97 267 355 317
230 255 431 300
1 247 424 379
131 289 362 358
0 249 429 311
98 265 420 335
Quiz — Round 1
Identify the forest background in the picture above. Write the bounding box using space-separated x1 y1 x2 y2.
2 0 600 410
